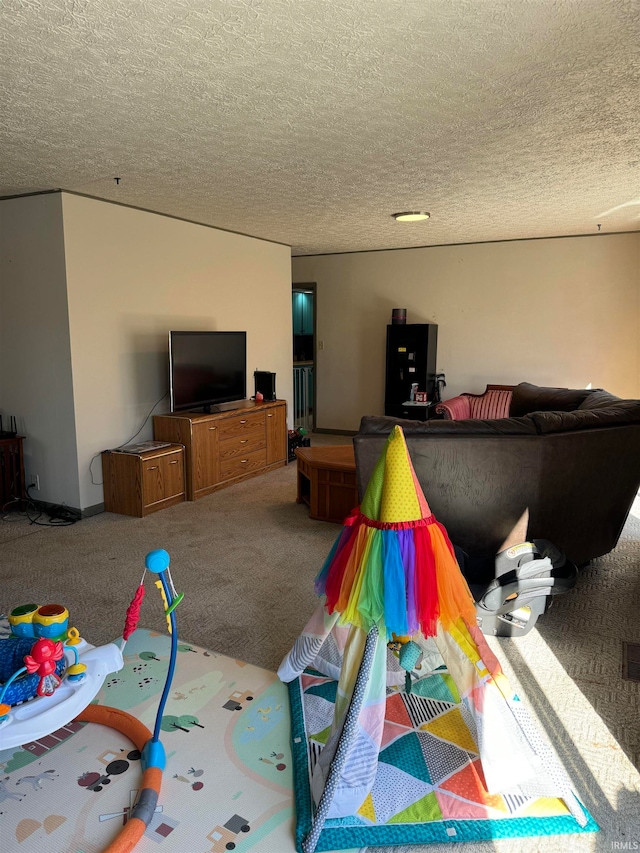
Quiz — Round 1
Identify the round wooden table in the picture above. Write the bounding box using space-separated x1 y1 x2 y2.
295 445 357 524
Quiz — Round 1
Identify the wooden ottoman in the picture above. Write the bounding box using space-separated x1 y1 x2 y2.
295 445 358 524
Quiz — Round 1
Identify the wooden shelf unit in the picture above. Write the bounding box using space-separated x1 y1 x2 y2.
153 400 287 501
102 444 186 517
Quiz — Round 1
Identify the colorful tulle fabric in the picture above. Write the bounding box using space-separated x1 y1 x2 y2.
315 425 476 638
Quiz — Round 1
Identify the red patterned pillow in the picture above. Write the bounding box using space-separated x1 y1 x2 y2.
468 389 513 419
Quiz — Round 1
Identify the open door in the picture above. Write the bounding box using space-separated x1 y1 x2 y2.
292 284 316 430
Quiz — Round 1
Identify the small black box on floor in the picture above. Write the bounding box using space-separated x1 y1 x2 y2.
254 370 276 401
288 430 311 462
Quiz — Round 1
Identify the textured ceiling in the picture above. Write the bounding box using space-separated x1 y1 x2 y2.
1 0 639 255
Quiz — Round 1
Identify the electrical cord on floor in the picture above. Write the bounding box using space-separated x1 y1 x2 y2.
1 496 24 520
18 484 80 526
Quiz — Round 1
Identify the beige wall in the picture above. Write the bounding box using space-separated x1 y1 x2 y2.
61 194 293 510
0 194 80 507
0 192 292 511
293 232 640 431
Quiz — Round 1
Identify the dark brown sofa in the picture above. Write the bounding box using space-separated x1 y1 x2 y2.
354 383 640 566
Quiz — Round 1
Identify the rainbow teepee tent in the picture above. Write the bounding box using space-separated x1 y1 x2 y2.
279 425 597 852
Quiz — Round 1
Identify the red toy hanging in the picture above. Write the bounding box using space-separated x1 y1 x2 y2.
123 584 146 641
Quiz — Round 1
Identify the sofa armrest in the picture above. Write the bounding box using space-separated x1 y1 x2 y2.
434 395 471 420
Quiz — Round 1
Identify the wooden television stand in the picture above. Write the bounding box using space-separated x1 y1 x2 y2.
153 399 287 501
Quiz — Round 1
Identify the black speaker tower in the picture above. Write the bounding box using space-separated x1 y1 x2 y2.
384 323 438 420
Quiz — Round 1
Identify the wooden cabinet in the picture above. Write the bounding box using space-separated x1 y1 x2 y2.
266 404 287 465
192 420 220 494
0 434 25 507
102 445 185 517
153 400 287 501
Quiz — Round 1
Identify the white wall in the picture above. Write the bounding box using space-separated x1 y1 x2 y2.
0 194 80 507
293 232 640 431
61 194 293 510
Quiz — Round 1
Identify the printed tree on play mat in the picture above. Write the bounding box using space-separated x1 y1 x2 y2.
160 714 204 733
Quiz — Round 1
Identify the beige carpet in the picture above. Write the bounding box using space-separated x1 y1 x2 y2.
1 433 638 851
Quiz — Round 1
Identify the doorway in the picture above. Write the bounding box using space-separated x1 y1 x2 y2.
292 283 316 430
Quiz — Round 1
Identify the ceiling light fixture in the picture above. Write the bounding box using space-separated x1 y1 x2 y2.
392 211 430 222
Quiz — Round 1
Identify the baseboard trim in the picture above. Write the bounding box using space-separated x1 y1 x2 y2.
313 428 358 436
36 501 103 520
81 502 105 518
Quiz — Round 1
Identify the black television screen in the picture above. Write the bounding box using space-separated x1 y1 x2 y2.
169 331 246 412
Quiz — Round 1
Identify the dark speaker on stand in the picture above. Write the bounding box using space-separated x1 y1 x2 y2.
254 370 277 401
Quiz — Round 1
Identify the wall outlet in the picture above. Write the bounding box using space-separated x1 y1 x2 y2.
30 474 40 491
318 340 324 350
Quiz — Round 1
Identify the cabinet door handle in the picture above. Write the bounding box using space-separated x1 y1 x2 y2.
169 460 178 464
146 465 159 471
240 439 248 444
267 413 274 417
240 459 248 464
209 426 217 431
240 419 247 424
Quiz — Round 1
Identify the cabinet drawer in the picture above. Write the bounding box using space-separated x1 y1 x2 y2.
218 411 265 441
219 447 267 481
219 431 265 461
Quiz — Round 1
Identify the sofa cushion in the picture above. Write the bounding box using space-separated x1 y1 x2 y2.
359 414 538 436
510 382 592 417
529 400 640 434
577 389 621 410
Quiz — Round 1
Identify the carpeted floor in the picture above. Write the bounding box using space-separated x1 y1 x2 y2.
1 433 638 851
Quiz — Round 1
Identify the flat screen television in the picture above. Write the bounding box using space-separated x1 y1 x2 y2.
169 331 247 412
